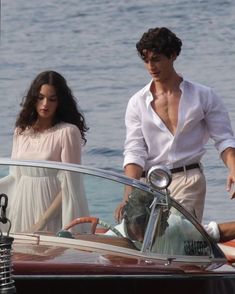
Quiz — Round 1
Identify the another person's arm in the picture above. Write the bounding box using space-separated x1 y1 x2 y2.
115 163 143 223
204 221 235 243
217 222 235 242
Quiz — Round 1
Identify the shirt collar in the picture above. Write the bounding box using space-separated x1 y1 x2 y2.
144 80 154 108
144 75 185 108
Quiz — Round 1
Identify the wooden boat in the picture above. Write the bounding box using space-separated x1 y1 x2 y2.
0 158 235 294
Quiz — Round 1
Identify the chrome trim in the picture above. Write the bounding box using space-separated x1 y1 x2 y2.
0 157 160 196
14 272 235 279
141 197 160 252
147 165 172 190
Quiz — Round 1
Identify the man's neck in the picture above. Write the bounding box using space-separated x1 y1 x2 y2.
151 72 182 95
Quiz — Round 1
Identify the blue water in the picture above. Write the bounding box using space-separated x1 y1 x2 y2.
1 0 235 223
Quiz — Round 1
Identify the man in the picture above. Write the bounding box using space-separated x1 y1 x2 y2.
115 27 235 223
112 188 235 247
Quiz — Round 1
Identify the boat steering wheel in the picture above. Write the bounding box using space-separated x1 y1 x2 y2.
63 216 123 237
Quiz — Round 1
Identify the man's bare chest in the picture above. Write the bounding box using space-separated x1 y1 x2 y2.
150 93 181 134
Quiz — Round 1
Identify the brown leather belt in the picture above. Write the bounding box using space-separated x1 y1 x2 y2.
141 163 200 177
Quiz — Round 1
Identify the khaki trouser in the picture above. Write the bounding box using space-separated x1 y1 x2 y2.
168 168 206 223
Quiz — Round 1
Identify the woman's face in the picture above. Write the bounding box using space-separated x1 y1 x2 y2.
36 84 58 122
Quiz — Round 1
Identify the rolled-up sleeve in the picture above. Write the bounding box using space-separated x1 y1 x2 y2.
123 97 148 169
204 89 235 154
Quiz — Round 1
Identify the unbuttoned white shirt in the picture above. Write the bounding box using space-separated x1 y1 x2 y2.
123 77 235 171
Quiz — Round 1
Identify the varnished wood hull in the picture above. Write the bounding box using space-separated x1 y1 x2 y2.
11 234 235 294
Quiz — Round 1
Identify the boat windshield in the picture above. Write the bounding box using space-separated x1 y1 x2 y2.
0 160 216 259
122 188 211 256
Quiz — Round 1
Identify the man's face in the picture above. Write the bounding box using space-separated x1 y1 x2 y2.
142 50 176 82
126 222 146 242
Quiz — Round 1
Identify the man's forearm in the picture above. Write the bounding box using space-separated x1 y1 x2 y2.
124 163 143 179
124 164 143 201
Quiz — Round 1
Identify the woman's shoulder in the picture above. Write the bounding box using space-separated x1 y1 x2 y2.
56 122 79 131
56 122 81 136
14 127 24 136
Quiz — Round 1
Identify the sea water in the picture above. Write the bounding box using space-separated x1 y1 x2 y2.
1 0 235 223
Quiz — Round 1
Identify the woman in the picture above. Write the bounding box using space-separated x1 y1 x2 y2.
4 70 89 233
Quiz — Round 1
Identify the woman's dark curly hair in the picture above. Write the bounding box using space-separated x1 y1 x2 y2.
15 70 89 144
136 27 182 61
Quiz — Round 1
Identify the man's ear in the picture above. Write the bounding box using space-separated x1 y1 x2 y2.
171 52 177 61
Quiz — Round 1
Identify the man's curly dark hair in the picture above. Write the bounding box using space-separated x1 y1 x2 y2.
136 27 182 61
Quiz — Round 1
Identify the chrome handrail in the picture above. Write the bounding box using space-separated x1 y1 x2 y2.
0 157 164 197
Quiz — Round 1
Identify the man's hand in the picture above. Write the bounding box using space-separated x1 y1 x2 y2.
226 172 235 199
221 147 235 199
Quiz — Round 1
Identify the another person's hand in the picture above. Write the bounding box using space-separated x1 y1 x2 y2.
114 201 127 223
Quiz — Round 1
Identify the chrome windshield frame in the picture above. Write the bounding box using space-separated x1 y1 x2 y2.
0 157 159 196
141 190 170 253
0 157 226 262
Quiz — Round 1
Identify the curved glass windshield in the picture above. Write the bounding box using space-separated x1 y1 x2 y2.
0 161 213 259
122 187 212 256
150 207 211 256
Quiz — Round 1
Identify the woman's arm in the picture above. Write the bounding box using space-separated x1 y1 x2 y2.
61 125 82 164
30 125 83 233
29 191 62 233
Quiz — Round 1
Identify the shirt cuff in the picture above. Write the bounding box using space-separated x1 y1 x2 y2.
217 140 235 155
123 155 145 169
203 221 220 242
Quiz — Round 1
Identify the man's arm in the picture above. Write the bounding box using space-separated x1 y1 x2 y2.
124 163 143 200
125 163 143 180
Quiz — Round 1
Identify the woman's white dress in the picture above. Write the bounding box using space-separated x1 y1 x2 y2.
1 122 89 233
